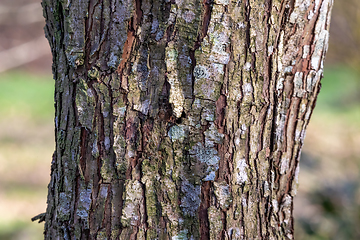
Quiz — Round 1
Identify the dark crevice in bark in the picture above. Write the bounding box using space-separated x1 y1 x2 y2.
104 185 113 238
134 0 144 30
56 2 65 47
236 69 244 122
256 200 263 239
115 180 125 239
79 127 89 182
199 181 211 240
193 0 213 50
220 210 227 240
293 2 322 78
85 0 97 70
216 57 231 185
274 1 290 48
140 118 153 236
244 130 251 180
280 76 294 153
116 0 143 78
87 80 104 238
189 49 197 103
116 24 135 78
106 0 115 77
269 97 278 151
216 36 229 126
98 97 106 168
263 0 272 105
190 0 213 106
98 1 106 58
107 82 121 181
241 190 249 232
175 112 185 124
244 0 251 58
158 80 173 121
165 24 176 43
257 105 269 153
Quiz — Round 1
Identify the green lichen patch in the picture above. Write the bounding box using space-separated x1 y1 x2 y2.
214 181 232 209
189 142 220 181
168 125 187 143
208 206 223 240
121 180 144 227
75 79 96 130
194 79 222 101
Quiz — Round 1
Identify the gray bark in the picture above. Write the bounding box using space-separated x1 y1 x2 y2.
41 0 333 239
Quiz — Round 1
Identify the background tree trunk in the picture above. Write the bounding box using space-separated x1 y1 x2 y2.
42 0 333 239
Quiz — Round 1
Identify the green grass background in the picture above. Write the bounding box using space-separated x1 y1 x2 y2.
0 72 54 240
0 72 54 121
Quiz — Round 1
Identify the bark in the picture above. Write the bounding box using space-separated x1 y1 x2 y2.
41 0 333 239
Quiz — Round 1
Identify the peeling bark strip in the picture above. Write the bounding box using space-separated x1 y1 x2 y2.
42 0 333 239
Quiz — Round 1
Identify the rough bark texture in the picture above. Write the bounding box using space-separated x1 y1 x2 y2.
42 0 333 239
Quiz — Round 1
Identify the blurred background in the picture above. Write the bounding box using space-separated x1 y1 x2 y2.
0 0 359 239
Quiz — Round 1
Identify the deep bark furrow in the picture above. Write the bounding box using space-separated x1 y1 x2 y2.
199 181 211 240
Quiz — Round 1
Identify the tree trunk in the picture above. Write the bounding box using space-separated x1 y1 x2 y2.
41 0 333 239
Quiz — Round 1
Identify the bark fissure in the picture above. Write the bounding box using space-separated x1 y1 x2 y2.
199 181 211 240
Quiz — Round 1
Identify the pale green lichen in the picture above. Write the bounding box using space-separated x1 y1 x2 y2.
193 65 210 80
165 43 185 118
311 0 332 71
293 72 304 97
100 157 114 182
264 181 270 197
276 77 284 92
87 66 100 79
303 45 310 58
233 153 248 185
133 99 150 115
280 194 292 226
243 83 253 96
208 206 223 240
291 163 300 197
91 139 99 158
180 180 201 216
57 192 71 221
277 31 284 71
75 79 95 130
121 180 144 227
272 199 279 213
96 231 107 240
189 142 220 181
76 185 92 229
141 173 160 228
201 103 216 123
214 181 232 209
193 3 230 101
168 125 187 143
279 156 289 175
181 10 196 23
194 78 222 101
204 122 224 147
161 202 181 226
172 229 188 240
113 134 127 176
